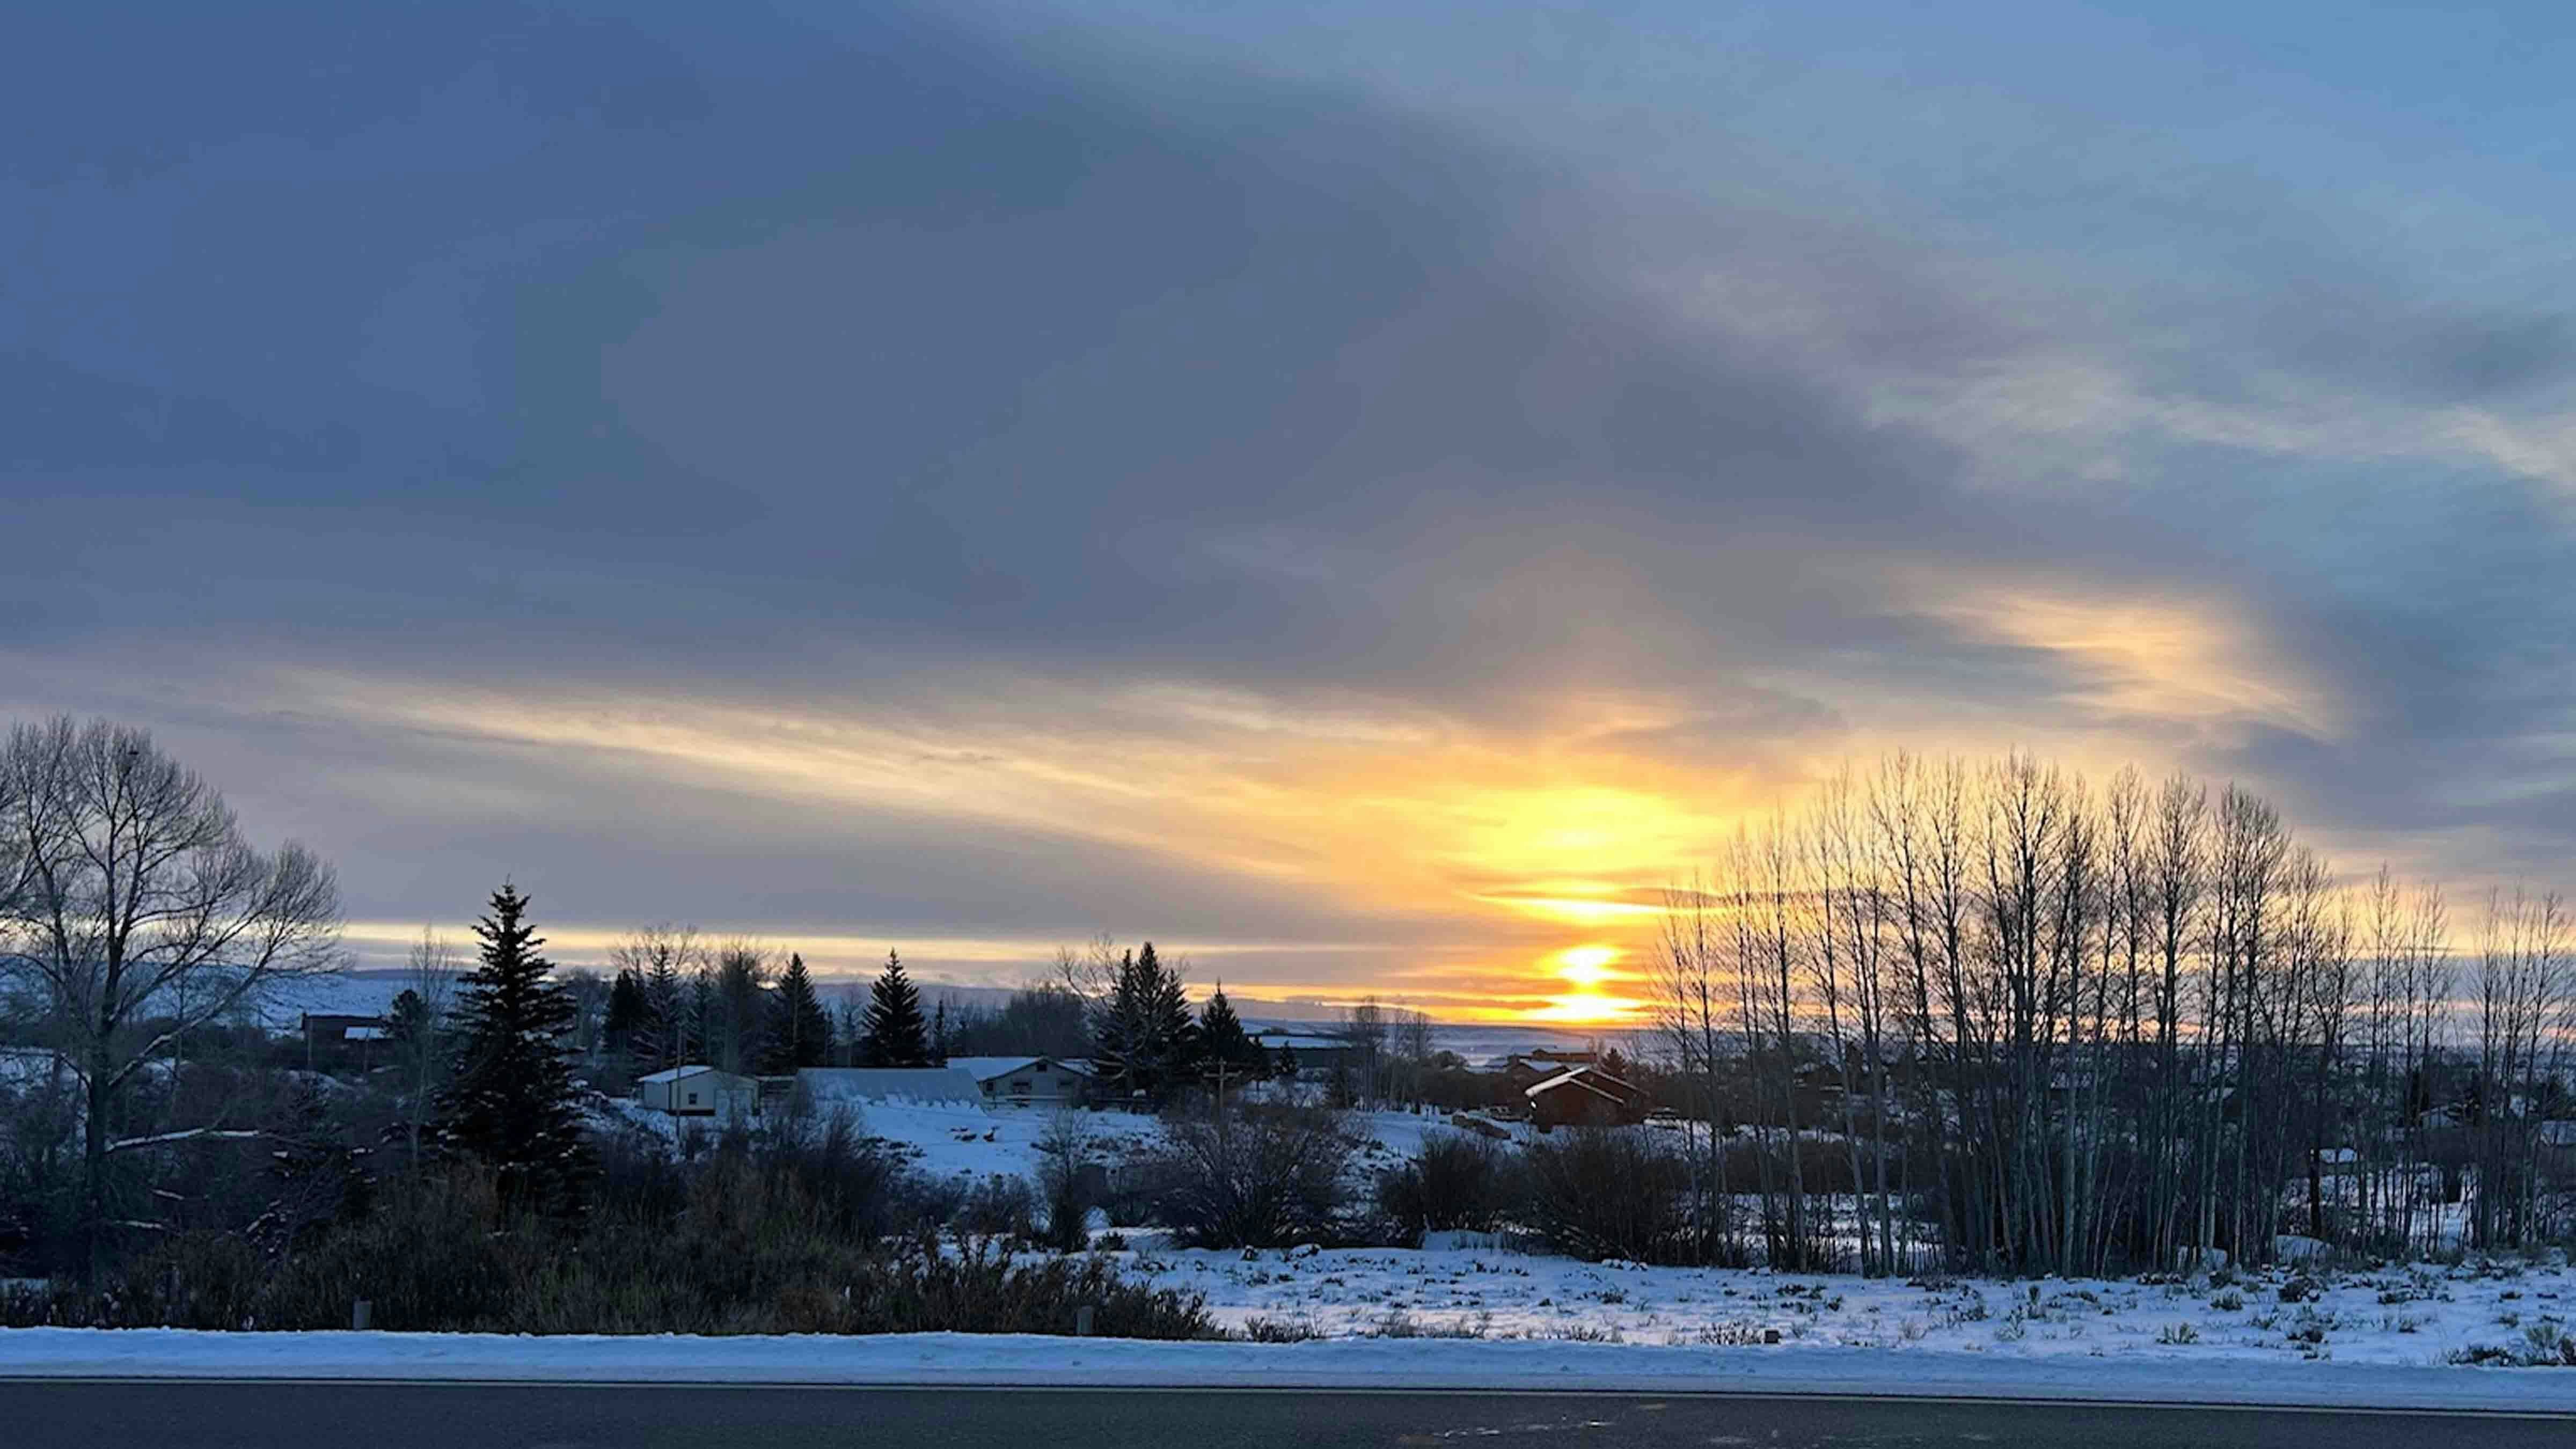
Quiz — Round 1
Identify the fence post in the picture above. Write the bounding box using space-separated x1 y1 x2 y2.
352 1299 372 1331
1074 1304 1095 1337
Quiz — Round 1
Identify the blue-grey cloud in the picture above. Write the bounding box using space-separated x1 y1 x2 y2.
4 1 2571 980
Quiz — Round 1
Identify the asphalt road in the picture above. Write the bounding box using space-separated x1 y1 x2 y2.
6 1381 2574 1448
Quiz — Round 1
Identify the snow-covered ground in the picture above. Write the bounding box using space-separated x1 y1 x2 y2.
7 1326 2576 1411
597 1097 1473 1189
1117 1243 2576 1367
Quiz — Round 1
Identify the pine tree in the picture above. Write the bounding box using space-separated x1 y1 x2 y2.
1276 1041 1299 1080
432 883 593 1216
931 999 950 1064
1198 982 1255 1076
386 988 434 1049
1141 941 1200 1084
712 943 769 1075
1090 942 1198 1103
603 969 652 1061
640 955 684 1071
686 969 716 1065
764 952 835 1073
859 949 931 1067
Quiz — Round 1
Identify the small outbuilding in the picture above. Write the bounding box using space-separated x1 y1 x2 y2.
638 1065 757 1119
945 1056 1095 1108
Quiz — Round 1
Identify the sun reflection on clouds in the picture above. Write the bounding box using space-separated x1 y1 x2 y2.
273 652 2295 1026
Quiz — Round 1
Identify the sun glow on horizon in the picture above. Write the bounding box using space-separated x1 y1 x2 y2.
1525 942 1641 1023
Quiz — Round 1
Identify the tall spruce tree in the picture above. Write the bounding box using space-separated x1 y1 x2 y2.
603 968 652 1062
433 883 592 1216
1091 942 1198 1103
859 948 931 1067
1198 982 1256 1075
764 952 835 1072
685 968 716 1065
639 955 683 1071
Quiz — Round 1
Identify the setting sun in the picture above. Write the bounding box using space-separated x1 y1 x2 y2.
1554 943 1619 987
1525 943 1643 1023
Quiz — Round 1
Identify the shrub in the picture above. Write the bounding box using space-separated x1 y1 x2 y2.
1239 1314 1323 1342
1375 1131 1511 1245
1156 1103 1356 1248
1521 1128 1694 1264
954 1175 1040 1241
2 1148 1214 1339
852 1234 1213 1339
1034 1110 1099 1252
262 1170 523 1330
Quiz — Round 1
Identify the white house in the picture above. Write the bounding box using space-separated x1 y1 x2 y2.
796 1066 985 1107
946 1056 1094 1108
638 1065 757 1119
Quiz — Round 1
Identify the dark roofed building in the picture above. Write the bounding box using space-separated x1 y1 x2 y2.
1525 1064 1651 1129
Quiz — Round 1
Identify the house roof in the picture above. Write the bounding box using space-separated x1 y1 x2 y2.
946 1056 1095 1084
638 1064 744 1085
797 1067 984 1104
1525 1065 1643 1102
1248 1032 1344 1050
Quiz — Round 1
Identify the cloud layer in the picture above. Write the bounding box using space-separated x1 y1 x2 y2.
6 2 2571 1010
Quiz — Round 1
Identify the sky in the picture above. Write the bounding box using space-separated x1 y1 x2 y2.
6 2 2573 1020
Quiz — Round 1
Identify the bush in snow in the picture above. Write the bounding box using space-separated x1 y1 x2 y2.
1521 1127 1696 1264
1155 1101 1356 1248
953 1174 1040 1242
1033 1109 1099 1252
1374 1130 1512 1246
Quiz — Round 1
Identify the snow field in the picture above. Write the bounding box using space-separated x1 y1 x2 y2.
1119 1245 2576 1367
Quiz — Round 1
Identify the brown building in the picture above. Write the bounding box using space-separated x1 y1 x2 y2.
1524 1064 1650 1129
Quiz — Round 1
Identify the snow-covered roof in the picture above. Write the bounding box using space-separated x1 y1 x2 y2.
1524 1065 1643 1102
1248 1032 1344 1050
945 1056 1041 1082
638 1064 743 1085
945 1056 1093 1082
798 1067 984 1104
343 1026 387 1042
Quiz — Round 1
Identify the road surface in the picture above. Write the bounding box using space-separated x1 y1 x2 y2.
6 1381 2573 1447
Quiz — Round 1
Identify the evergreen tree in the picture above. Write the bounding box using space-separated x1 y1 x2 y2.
432 883 593 1216
764 952 835 1072
1198 982 1257 1077
712 943 769 1075
930 999 950 1065
639 955 684 1071
686 969 716 1065
1141 941 1199 1082
859 949 931 1067
385 988 434 1049
603 969 652 1060
1276 1041 1299 1080
1090 942 1198 1103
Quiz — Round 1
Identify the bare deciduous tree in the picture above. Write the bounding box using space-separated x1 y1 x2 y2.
0 717 342 1277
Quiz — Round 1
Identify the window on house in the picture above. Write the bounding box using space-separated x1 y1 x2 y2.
1012 1079 1031 1094
687 1091 699 1106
